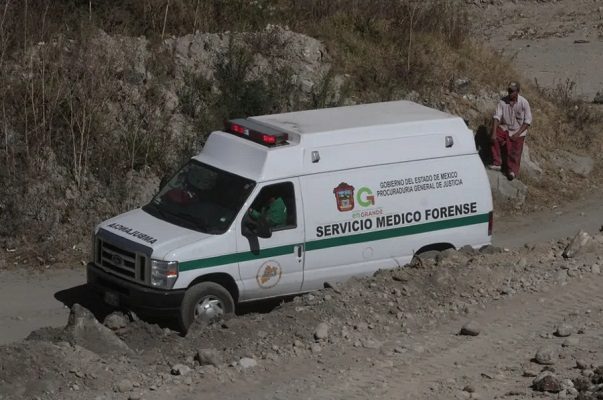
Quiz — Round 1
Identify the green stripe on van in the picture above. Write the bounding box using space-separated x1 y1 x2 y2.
306 213 489 251
179 213 489 272
180 244 296 271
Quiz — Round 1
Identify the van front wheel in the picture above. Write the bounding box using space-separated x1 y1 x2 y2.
179 282 235 332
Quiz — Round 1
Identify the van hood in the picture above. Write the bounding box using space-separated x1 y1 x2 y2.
97 208 212 259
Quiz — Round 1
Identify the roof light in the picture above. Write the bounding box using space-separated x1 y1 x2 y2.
229 122 248 136
261 134 277 145
225 119 288 147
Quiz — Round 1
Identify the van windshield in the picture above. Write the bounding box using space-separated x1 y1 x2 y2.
143 160 255 234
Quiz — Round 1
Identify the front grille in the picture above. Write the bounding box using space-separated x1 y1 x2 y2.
95 237 148 284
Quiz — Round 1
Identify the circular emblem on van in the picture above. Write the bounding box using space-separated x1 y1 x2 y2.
256 261 282 289
111 254 123 267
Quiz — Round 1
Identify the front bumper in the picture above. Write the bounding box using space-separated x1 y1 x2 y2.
87 262 185 318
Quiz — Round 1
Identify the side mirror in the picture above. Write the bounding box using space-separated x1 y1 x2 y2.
242 215 272 239
255 221 272 239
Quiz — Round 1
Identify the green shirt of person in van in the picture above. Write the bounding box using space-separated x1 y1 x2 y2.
249 196 287 228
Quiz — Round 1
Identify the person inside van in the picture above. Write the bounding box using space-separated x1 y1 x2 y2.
248 188 287 229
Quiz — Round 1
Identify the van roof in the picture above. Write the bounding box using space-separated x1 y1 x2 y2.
196 101 476 182
250 100 456 137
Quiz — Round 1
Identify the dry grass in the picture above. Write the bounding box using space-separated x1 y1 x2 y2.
0 0 601 259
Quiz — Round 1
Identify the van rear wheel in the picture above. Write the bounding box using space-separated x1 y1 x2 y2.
179 282 235 333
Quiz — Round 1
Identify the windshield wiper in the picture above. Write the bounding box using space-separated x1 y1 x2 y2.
171 211 208 232
145 202 171 221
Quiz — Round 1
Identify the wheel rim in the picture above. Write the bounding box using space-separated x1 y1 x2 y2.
194 295 225 322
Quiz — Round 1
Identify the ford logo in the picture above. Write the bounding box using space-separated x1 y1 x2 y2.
111 254 123 266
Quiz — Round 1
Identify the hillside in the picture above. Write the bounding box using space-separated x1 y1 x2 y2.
0 0 601 266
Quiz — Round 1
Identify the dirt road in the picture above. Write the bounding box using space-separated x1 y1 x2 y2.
472 0 603 101
145 273 603 400
1 189 602 346
3 214 601 400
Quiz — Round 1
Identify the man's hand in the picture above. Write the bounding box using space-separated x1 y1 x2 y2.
510 123 529 141
491 118 500 144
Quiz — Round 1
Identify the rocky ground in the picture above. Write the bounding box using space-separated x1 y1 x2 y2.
1 231 603 400
468 0 603 102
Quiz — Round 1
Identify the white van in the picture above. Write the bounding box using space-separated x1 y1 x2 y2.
87 100 493 331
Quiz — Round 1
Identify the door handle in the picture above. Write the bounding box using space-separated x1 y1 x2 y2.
295 244 303 259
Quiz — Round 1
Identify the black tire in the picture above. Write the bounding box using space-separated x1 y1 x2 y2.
179 282 235 334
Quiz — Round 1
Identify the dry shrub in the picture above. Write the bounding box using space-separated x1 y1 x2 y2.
529 79 603 153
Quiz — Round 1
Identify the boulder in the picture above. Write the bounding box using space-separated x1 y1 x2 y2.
171 364 191 376
103 312 128 330
549 150 594 177
534 347 556 365
520 143 543 179
239 357 258 369
460 320 481 336
486 170 527 205
314 322 329 341
196 348 223 367
594 91 603 104
563 230 592 259
555 323 573 337
532 371 562 393
115 379 134 393
65 304 131 355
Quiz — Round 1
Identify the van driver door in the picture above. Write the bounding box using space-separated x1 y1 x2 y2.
235 179 305 301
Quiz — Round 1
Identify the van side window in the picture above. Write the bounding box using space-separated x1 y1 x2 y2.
248 182 296 231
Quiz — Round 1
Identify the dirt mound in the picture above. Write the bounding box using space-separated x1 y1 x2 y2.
1 233 602 399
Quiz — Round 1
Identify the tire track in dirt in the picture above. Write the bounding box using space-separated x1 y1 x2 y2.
239 274 603 400
152 273 603 400
353 275 603 400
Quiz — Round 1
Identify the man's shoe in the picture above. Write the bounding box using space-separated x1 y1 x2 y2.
488 165 501 171
507 172 515 181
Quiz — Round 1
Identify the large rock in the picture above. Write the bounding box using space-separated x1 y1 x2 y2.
165 25 334 99
532 371 562 393
196 348 223 367
486 170 528 204
239 357 258 369
563 230 592 259
314 323 330 341
520 143 543 179
171 364 191 376
549 150 594 177
594 91 603 104
555 323 573 337
65 304 131 355
534 347 556 365
103 312 128 330
460 320 481 336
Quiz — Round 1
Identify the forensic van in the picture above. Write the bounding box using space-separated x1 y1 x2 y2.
87 100 493 331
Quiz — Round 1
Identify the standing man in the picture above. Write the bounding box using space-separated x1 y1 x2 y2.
489 81 533 180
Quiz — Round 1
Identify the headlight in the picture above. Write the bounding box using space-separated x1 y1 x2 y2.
151 260 179 289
